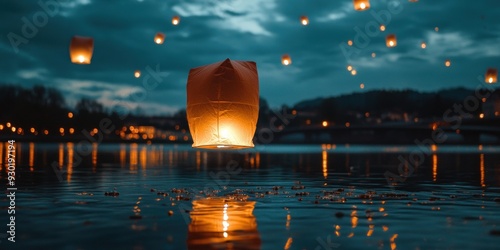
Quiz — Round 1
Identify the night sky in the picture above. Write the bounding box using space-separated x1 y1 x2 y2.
2 0 499 115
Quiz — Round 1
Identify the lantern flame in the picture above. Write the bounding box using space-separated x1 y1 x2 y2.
69 36 94 64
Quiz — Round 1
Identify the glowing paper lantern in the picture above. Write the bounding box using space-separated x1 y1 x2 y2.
134 70 141 78
386 34 397 47
154 32 165 44
281 54 292 66
347 65 353 71
300 16 309 25
380 25 386 31
485 68 498 83
69 36 94 64
172 15 180 25
347 40 353 46
353 0 370 11
187 198 261 249
445 60 451 67
186 59 259 149
421 42 427 49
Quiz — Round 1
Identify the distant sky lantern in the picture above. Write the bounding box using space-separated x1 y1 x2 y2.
434 27 439 32
421 42 427 49
186 59 259 149
347 65 353 71
347 40 353 46
380 24 386 31
371 52 376 58
386 34 397 47
281 54 292 66
69 36 94 64
154 32 165 44
300 16 309 25
351 69 357 76
134 70 141 78
445 59 451 67
353 0 370 11
360 83 365 89
485 68 498 83
172 15 180 25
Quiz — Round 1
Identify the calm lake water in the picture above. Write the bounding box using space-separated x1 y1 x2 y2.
1 142 500 249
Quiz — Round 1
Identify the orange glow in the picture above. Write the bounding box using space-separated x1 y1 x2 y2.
347 40 353 46
353 0 370 11
345 122 351 128
479 113 484 119
172 15 180 25
67 112 74 118
69 128 75 134
421 42 427 49
134 70 141 78
30 127 35 133
29 142 35 171
0 124 3 130
58 143 64 167
322 149 328 179
67 142 74 182
322 121 328 127
445 60 451 67
360 83 365 89
281 54 292 66
386 34 397 47
380 24 386 31
347 65 353 71
6 122 11 127
371 52 376 58
154 32 165 44
432 154 438 182
431 144 437 152
480 154 485 187
284 237 293 249
11 127 16 132
300 16 309 25
69 36 94 64
59 128 64 134
292 110 297 115
306 119 311 125
43 129 49 135
92 143 98 168
485 68 498 83
351 69 357 75
435 26 439 32
390 234 398 250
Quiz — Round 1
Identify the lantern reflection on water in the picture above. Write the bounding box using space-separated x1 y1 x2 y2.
187 198 261 250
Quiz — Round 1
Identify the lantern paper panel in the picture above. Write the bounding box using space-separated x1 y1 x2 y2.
386 34 397 47
281 54 292 66
353 0 370 11
69 36 94 64
485 68 498 83
154 32 165 44
172 15 180 25
186 58 259 149
187 198 261 250
300 16 309 25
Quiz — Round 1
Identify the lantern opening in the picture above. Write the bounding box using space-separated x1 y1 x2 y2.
353 0 371 11
186 58 259 149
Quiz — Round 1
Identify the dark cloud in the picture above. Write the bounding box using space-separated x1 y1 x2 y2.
1 0 499 115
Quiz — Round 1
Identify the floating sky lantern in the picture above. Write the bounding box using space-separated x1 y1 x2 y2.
347 40 353 46
186 59 259 149
187 198 261 249
360 83 365 89
380 24 386 31
300 16 309 25
353 0 370 11
485 68 498 83
371 52 376 58
434 27 439 32
134 70 141 78
351 69 357 76
69 36 94 64
154 32 165 44
281 54 292 66
445 59 451 67
421 42 427 49
172 15 180 25
386 34 397 47
347 65 353 71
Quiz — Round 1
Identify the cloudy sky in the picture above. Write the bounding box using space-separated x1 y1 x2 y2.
1 0 499 115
